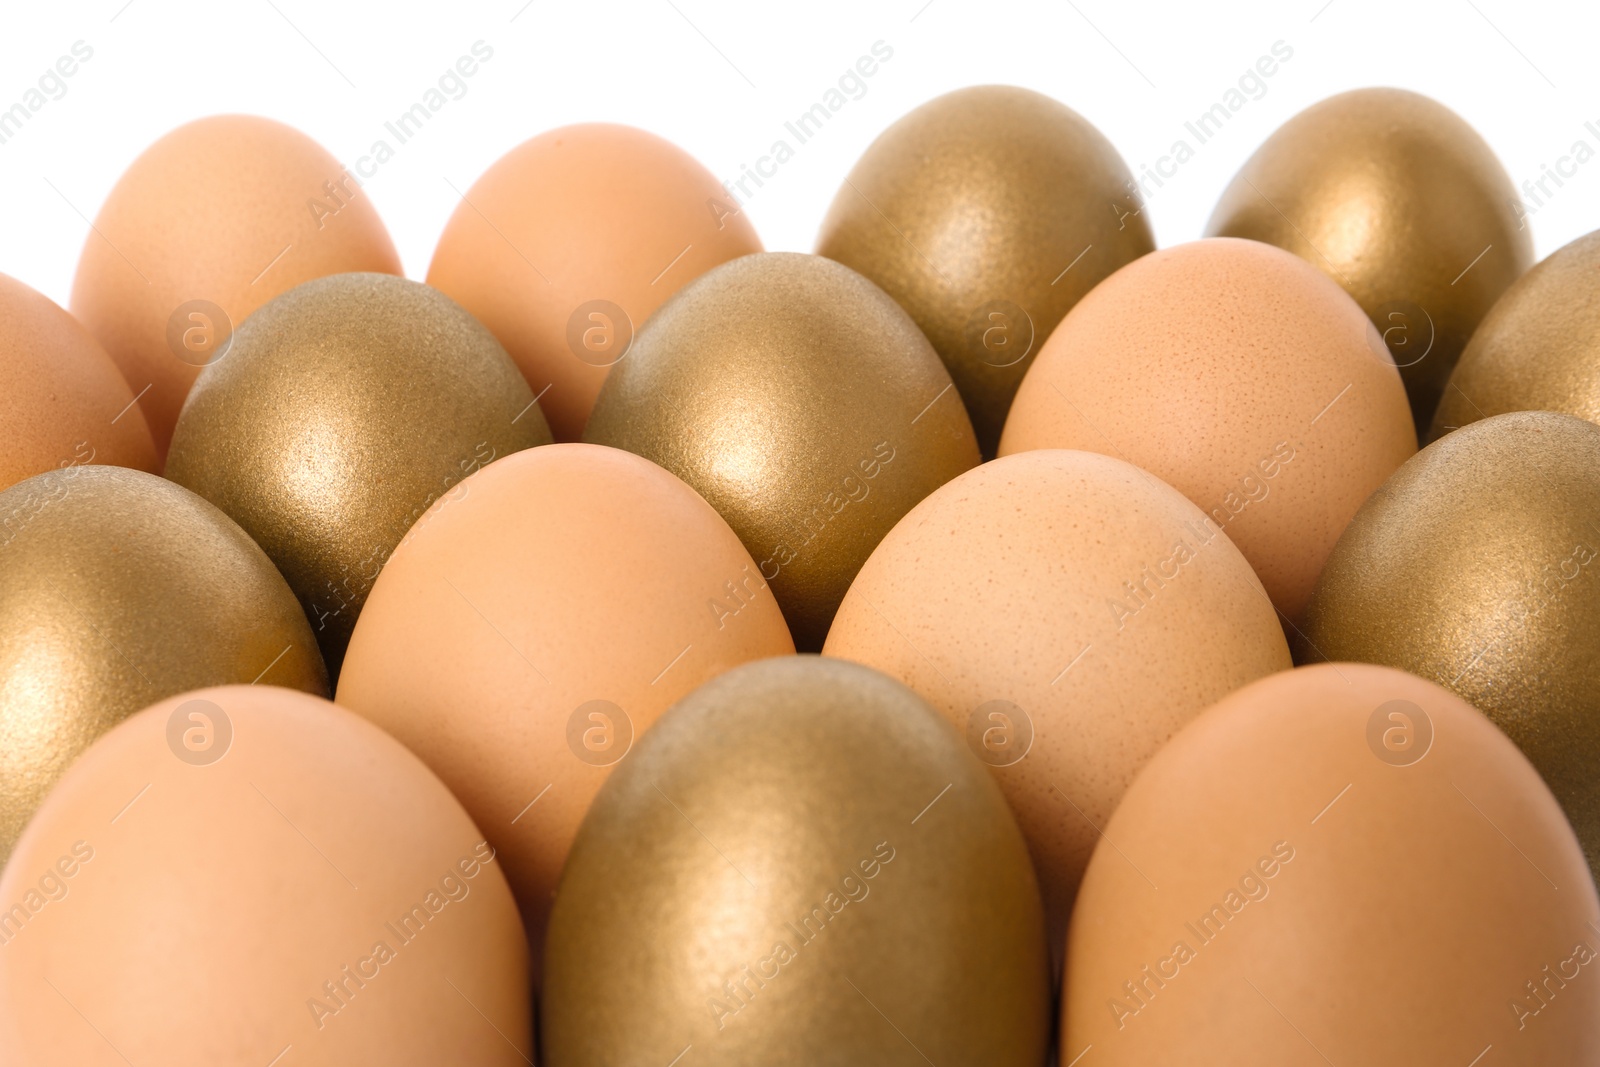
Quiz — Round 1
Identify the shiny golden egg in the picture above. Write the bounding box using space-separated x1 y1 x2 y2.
583 252 978 650
816 85 1155 455
542 655 1051 1066
165 273 552 678
1299 411 1600 886
1207 88 1532 431
0 466 324 862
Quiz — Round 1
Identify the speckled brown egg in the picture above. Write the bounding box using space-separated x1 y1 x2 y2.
0 685 533 1066
0 272 155 491
70 114 402 457
427 123 763 442
1063 663 1600 1066
337 443 795 982
824 449 1290 961
1000 238 1416 622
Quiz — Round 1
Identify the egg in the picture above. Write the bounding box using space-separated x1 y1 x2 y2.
337 443 795 980
1062 662 1600 1065
1000 237 1416 622
427 123 763 441
584 252 978 649
815 85 1155 456
1299 411 1600 886
824 449 1290 959
0 466 324 862
542 656 1050 1066
1433 228 1600 440
1207 88 1532 431
165 273 551 679
69 114 402 457
0 685 531 1065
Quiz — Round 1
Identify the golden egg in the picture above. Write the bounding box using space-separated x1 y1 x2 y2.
165 273 551 679
1433 228 1600 439
0 272 156 492
583 252 978 650
824 449 1290 961
69 115 403 457
816 85 1155 455
427 123 764 442
337 443 795 982
542 655 1050 1066
1064 663 1600 1064
1207 88 1532 431
1299 411 1600 886
0 466 324 862
0 685 532 1065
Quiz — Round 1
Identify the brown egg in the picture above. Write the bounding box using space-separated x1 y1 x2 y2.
70 114 402 457
0 685 531 1065
337 443 795 981
1433 228 1600 440
816 85 1155 456
543 655 1051 1066
1207 88 1533 431
0 272 156 491
165 273 551 679
427 123 763 441
0 466 325 862
584 252 979 650
824 449 1290 960
1000 238 1416 622
1063 663 1600 1065
1299 411 1600 887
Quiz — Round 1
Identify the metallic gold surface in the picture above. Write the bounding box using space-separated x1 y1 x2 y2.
815 85 1154 456
542 655 1051 1066
166 273 551 678
1432 229 1600 441
583 252 979 650
1298 412 1600 887
0 466 325 863
1207 88 1532 432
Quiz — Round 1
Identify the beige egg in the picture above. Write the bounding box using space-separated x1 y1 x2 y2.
337 443 795 981
0 685 532 1066
1000 238 1416 622
0 271 155 491
70 114 402 457
1063 663 1600 1066
824 449 1290 960
427 123 763 441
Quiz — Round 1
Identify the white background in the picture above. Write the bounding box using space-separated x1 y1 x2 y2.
2 0 1597 308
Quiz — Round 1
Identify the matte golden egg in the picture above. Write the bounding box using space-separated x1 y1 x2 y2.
1299 411 1600 886
583 252 978 650
1207 88 1532 431
542 655 1051 1066
816 85 1155 455
0 466 325 862
165 272 552 678
1433 228 1600 440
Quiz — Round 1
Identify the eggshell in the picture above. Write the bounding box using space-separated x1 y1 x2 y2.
70 115 402 457
0 271 155 491
0 685 532 1066
1063 663 1600 1066
336 443 795 981
1000 237 1416 621
823 449 1290 959
427 123 763 441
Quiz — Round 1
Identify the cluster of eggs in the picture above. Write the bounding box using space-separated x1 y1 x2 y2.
1 84 1598 1066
